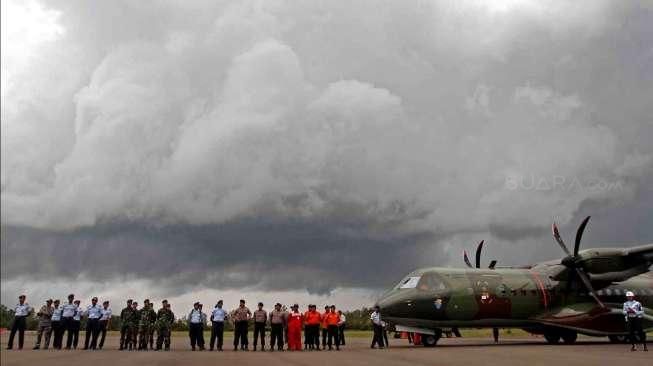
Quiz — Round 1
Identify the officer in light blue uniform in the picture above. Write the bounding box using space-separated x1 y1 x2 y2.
188 302 205 351
210 300 227 351
71 300 83 349
61 294 77 349
623 291 647 351
98 301 112 349
6 295 32 350
51 300 64 349
84 297 104 350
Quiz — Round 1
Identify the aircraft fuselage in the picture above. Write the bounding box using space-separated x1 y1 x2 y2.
377 266 653 336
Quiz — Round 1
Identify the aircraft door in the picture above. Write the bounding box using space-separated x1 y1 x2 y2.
468 273 511 319
442 274 477 320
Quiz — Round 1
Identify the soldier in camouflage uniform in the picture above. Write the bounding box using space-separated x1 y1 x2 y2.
33 299 54 350
155 300 175 351
127 301 140 350
119 299 133 350
147 301 157 349
138 299 156 350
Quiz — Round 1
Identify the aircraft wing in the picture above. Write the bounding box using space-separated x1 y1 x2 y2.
621 243 653 258
583 243 653 282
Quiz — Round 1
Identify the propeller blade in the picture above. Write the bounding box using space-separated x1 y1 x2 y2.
574 267 605 308
564 267 575 295
574 216 591 257
488 260 497 269
552 222 571 256
475 240 484 268
463 250 473 268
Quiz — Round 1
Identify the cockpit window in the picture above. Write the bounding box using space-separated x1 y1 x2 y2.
396 276 421 289
417 273 448 292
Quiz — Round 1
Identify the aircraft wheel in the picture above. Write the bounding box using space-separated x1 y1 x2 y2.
544 333 560 344
608 335 628 343
422 329 442 347
560 331 577 344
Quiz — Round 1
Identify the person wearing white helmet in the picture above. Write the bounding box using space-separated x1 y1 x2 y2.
623 291 647 351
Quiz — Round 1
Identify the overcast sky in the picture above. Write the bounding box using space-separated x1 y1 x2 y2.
2 0 652 312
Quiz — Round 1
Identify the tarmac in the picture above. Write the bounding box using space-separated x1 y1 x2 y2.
1 332 651 366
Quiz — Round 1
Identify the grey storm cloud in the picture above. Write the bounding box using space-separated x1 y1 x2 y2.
2 0 653 302
2 219 439 296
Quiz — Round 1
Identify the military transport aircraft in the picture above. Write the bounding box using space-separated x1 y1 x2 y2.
376 216 653 346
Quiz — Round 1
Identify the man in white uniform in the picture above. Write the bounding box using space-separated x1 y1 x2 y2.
623 291 647 351
6 295 32 350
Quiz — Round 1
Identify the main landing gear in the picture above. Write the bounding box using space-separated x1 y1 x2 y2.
544 329 577 344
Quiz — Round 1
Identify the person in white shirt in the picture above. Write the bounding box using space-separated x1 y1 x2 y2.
188 302 205 351
84 297 104 350
210 300 227 351
370 306 384 349
51 300 64 349
337 310 346 346
98 301 112 349
6 295 32 350
61 294 77 349
71 300 83 349
623 291 647 351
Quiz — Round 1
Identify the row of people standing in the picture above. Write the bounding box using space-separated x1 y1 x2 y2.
118 298 175 351
187 300 346 351
7 294 112 351
6 295 347 352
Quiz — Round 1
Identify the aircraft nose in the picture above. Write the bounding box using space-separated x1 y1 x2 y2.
375 291 399 314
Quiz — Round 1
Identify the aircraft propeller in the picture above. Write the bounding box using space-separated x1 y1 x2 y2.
463 250 473 268
463 240 498 269
488 260 497 269
551 216 605 308
475 240 484 268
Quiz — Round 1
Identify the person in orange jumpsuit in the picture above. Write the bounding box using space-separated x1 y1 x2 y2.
325 305 340 350
304 305 322 350
303 306 311 350
286 304 303 351
320 305 329 349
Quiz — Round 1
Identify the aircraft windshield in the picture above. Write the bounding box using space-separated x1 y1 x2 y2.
396 276 421 289
417 273 448 292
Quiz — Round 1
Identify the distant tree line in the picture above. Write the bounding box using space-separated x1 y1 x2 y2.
1 304 374 331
